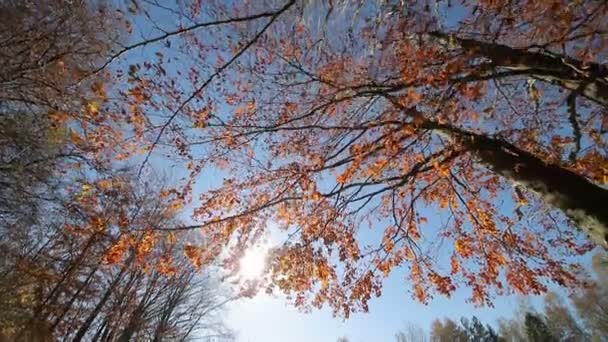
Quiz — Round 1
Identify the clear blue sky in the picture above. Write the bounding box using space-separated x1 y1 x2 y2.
225 263 530 342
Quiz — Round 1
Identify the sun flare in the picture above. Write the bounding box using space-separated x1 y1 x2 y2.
238 243 269 281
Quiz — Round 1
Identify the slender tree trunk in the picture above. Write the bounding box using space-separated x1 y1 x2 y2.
152 274 190 342
35 232 99 319
50 263 100 332
72 262 129 341
424 120 608 248
117 306 145 342
117 271 161 341
110 269 143 329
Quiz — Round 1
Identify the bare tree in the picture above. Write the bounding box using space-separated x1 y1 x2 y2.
396 323 428 342
543 292 587 341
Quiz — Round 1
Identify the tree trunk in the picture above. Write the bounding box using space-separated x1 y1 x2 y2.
35 232 100 319
424 120 608 248
118 271 162 341
50 263 100 332
430 32 608 107
152 274 191 342
72 263 129 341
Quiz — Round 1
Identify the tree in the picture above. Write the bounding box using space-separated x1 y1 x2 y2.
393 288 608 342
0 1 268 340
0 170 234 341
4 0 608 324
498 318 527 342
94 0 608 315
0 0 114 225
427 316 501 342
543 292 586 341
0 2 119 338
461 316 500 342
524 312 556 342
0 0 114 109
495 273 608 342
571 254 608 339
430 318 468 342
396 323 428 342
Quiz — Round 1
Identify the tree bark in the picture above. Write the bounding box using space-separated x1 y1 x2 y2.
430 32 608 107
424 120 608 248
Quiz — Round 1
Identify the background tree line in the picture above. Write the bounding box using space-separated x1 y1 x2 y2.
390 254 608 342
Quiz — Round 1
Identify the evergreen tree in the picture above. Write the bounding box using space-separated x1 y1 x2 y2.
525 313 556 342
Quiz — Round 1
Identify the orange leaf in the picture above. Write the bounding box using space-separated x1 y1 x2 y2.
184 245 203 268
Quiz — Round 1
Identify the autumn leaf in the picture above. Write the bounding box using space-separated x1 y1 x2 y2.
90 82 107 100
450 255 460 274
455 238 473 258
184 245 203 269
86 101 100 115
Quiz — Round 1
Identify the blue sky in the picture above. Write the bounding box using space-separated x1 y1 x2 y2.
226 263 526 342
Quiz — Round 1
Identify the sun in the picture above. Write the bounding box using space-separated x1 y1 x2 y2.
238 243 269 281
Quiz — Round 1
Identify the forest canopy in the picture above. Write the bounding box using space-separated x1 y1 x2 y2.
1 0 608 337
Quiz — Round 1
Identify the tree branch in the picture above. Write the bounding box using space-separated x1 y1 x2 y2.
136 0 295 178
567 93 582 163
88 2 296 77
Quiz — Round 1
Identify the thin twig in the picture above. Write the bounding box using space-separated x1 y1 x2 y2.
136 1 295 178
